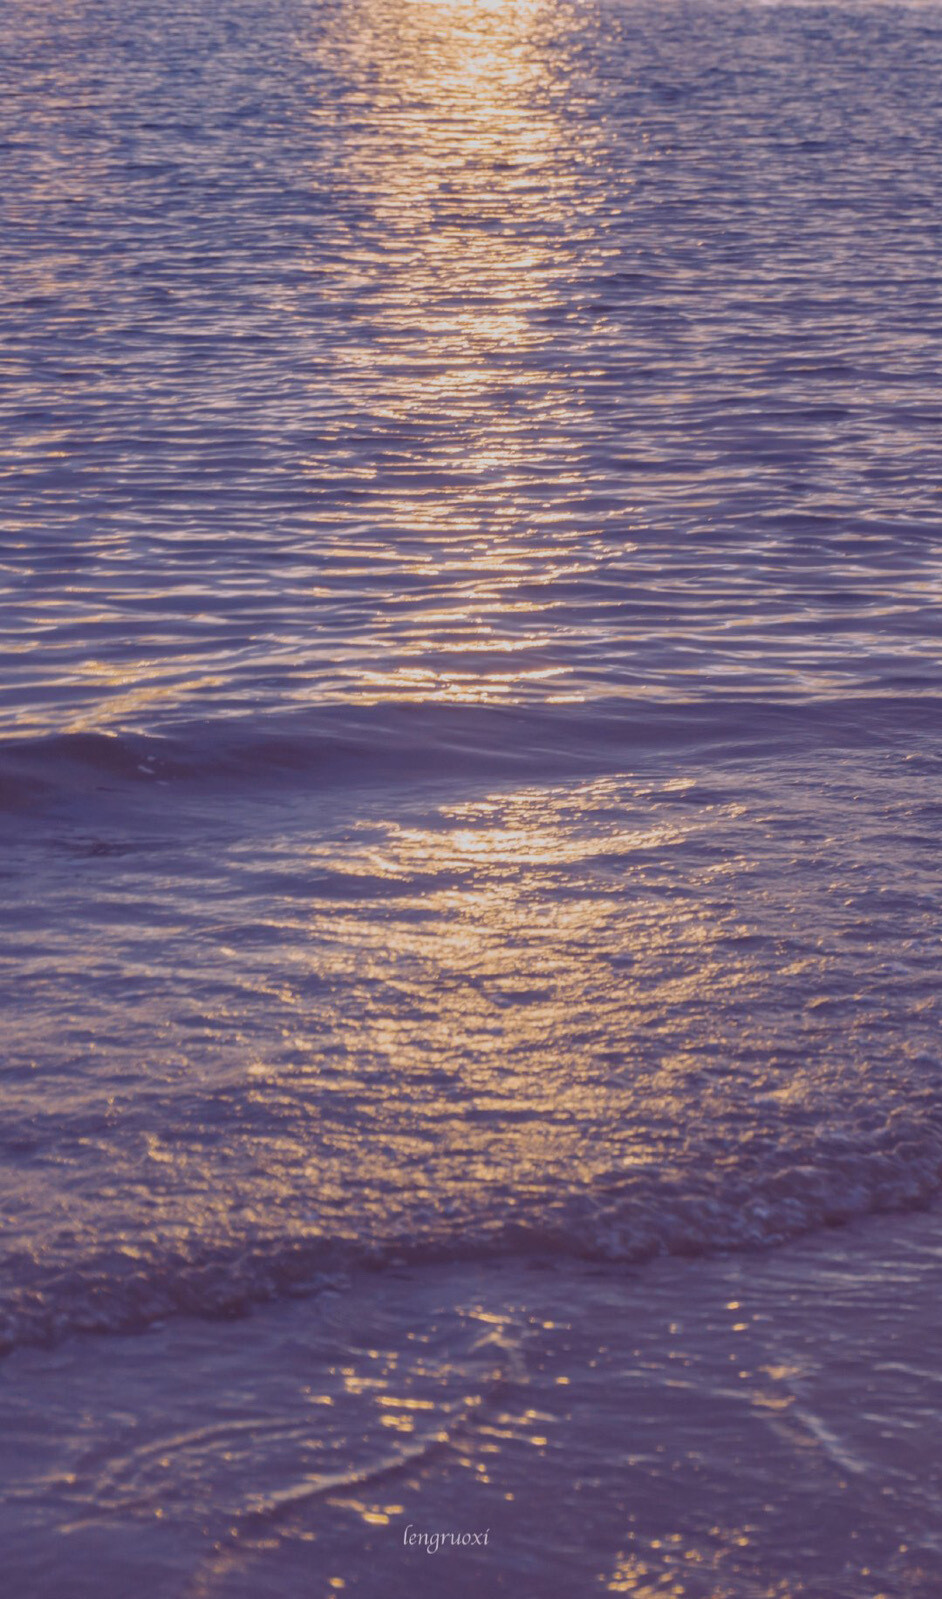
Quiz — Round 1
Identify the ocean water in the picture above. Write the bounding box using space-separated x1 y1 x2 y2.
1 0 941 1594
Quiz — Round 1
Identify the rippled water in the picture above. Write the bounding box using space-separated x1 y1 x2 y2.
2 0 941 1594
3 0 941 734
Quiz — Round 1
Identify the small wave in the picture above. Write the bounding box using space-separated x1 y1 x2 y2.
1 693 938 813
4 1111 942 1357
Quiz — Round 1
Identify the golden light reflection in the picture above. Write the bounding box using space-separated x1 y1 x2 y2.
317 0 566 362
220 775 759 1248
8 0 620 738
289 0 598 712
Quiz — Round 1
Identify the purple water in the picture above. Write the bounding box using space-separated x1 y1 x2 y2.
1 0 941 1593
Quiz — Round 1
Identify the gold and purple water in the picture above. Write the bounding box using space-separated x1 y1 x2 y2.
1 0 941 1594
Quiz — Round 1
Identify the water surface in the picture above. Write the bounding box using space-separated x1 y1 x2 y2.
1 0 941 1593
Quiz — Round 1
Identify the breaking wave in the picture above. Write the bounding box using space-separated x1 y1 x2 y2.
4 1101 942 1355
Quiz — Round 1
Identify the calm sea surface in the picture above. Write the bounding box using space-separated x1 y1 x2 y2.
1 0 941 1594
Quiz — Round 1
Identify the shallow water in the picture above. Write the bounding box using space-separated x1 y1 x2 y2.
2 753 942 1359
5 1213 942 1598
1 0 941 1593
